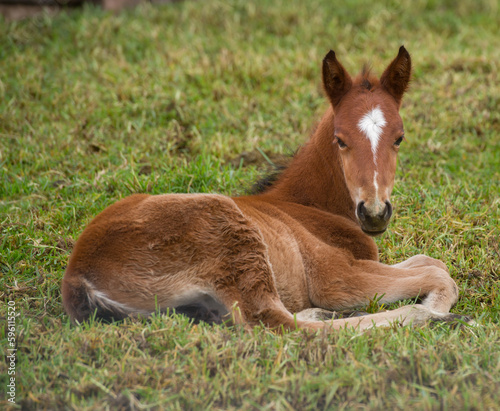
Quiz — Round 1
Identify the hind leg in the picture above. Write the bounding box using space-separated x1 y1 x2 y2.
166 201 307 331
208 261 305 331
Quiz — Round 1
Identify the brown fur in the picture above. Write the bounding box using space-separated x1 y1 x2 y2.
62 47 463 331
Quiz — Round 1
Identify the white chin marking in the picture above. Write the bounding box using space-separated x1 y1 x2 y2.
358 106 387 163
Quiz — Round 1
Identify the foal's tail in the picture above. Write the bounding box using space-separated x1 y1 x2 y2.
62 276 227 325
62 277 131 323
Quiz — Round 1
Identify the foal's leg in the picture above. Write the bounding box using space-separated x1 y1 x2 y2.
197 200 463 331
218 261 462 332
216 261 463 332
361 260 459 313
295 259 467 331
308 259 459 315
313 304 464 331
195 203 309 331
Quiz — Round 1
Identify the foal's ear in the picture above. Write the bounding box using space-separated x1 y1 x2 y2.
380 46 412 105
322 50 353 107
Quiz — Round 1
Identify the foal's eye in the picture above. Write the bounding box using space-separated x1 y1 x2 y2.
394 136 405 147
335 137 347 149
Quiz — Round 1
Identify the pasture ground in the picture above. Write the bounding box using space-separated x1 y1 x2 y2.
1 0 499 409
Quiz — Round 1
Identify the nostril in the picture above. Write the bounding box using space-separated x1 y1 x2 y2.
357 201 366 221
384 201 393 221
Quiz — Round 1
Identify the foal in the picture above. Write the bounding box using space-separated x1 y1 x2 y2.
62 47 462 331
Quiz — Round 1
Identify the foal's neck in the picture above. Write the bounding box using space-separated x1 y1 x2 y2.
264 107 356 221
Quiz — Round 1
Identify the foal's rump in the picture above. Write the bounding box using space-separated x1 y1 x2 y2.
62 193 260 324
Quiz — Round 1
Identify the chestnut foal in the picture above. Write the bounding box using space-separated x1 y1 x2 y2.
62 47 463 331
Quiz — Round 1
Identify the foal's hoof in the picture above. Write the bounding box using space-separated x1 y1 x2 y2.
429 313 476 329
338 310 370 318
295 308 337 321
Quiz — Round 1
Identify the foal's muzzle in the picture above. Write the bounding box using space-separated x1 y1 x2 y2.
357 200 393 236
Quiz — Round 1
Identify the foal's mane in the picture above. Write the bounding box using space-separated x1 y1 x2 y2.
249 152 295 194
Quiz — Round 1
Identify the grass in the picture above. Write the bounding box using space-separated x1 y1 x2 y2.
1 0 499 409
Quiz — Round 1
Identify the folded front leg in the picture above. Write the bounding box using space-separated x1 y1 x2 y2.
308 258 459 315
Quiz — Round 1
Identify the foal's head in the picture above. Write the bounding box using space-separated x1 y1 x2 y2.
322 46 411 235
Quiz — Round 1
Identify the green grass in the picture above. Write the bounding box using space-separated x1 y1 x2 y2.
1 0 499 409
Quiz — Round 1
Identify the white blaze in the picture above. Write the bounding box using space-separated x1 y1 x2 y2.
357 105 387 164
